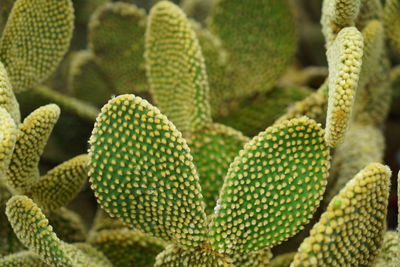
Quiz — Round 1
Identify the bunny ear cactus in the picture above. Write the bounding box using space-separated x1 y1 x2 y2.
3 104 89 213
208 0 297 100
89 92 331 265
0 0 74 92
4 195 112 266
325 26 363 147
292 162 391 266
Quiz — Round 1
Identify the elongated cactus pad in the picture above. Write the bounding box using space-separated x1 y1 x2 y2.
325 27 363 147
6 104 60 193
0 107 17 181
209 117 330 254
187 123 249 214
146 1 211 135
5 195 112 266
27 154 89 212
89 94 207 248
209 0 296 98
292 162 391 266
90 228 166 267
356 0 382 29
154 244 231 267
0 0 74 92
321 0 361 45
0 62 20 124
89 2 148 94
0 251 47 266
383 0 400 54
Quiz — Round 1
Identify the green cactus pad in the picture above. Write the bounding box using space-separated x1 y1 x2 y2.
89 2 148 94
154 244 231 267
383 0 400 54
321 0 361 45
5 195 112 266
68 50 113 107
325 27 363 147
187 123 249 214
374 232 400 267
292 162 391 266
27 154 89 212
0 107 17 181
0 0 74 92
89 94 207 248
146 1 211 135
209 0 296 98
90 228 166 267
209 117 330 254
0 62 20 124
218 86 312 137
0 251 47 266
6 104 60 193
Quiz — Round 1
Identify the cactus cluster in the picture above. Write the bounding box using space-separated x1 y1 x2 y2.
0 0 399 266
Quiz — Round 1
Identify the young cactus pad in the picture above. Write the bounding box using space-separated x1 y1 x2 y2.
89 94 330 264
325 27 363 147
146 1 212 135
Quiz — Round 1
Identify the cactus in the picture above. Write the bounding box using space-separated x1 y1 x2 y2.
4 195 112 266
325 27 363 147
89 91 330 265
0 0 74 92
292 163 391 266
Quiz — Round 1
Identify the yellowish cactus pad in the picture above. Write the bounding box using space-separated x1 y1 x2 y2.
0 0 74 92
27 154 89 212
146 1 211 135
292 162 391 266
6 104 60 193
325 27 363 147
5 195 112 266
209 117 330 254
89 94 207 249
